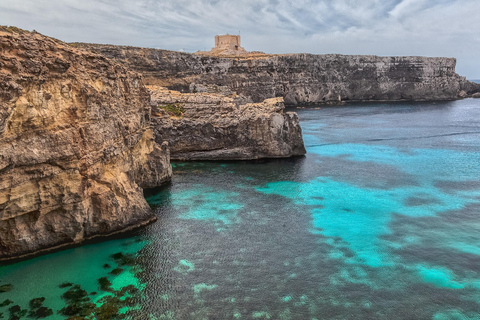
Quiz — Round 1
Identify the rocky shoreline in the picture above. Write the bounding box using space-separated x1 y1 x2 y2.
1 26 478 260
0 28 305 260
76 43 480 104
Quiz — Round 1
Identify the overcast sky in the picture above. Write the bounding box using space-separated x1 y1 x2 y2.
1 0 479 78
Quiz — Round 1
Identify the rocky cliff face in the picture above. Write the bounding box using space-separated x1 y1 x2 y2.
149 86 306 160
0 28 171 260
76 44 480 104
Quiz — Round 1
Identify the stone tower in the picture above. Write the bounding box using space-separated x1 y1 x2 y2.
211 34 246 55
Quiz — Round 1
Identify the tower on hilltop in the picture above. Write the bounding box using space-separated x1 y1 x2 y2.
211 34 247 55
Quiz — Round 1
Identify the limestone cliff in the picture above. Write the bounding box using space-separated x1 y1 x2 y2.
75 44 480 104
149 86 306 160
0 28 172 260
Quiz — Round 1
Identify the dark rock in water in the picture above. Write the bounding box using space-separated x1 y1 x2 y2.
61 285 89 303
75 43 480 104
94 296 121 320
59 285 96 317
57 282 142 319
28 297 53 319
29 306 53 318
0 284 13 293
29 297 45 309
0 28 172 261
0 299 13 307
98 277 112 292
8 305 27 320
59 282 73 288
110 252 136 266
110 267 123 275
150 87 306 160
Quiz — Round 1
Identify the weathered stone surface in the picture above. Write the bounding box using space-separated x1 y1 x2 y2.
149 86 306 160
75 44 480 104
0 29 171 260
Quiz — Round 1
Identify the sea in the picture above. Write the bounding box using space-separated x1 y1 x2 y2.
1 98 480 319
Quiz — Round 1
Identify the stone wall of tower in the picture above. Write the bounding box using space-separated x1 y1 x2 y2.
214 35 241 50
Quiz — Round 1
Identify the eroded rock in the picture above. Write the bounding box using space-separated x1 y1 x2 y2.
0 28 171 260
149 86 306 160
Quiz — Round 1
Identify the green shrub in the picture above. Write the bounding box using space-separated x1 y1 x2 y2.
158 103 185 117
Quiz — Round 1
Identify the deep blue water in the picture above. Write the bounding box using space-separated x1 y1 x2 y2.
1 99 480 319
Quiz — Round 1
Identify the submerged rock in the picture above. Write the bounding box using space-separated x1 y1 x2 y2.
150 86 306 160
0 28 172 260
0 284 13 293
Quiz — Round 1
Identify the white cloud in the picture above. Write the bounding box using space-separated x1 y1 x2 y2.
389 0 428 19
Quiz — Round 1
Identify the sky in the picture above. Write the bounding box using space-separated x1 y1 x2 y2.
1 0 479 79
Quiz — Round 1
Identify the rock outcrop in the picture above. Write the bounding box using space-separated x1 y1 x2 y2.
0 28 171 260
75 44 480 104
149 86 306 160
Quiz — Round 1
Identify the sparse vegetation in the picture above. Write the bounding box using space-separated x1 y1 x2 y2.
158 103 185 117
0 26 28 34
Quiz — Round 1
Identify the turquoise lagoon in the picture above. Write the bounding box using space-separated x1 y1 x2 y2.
1 99 480 319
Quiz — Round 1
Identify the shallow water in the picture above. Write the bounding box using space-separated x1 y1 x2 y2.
1 99 480 319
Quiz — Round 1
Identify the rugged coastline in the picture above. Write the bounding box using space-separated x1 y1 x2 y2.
0 28 172 260
76 43 480 104
0 28 306 260
1 26 478 260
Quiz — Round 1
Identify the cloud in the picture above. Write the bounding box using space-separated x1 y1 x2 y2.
0 0 479 78
389 0 429 20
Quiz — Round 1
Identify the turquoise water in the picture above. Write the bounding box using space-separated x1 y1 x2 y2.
2 99 480 319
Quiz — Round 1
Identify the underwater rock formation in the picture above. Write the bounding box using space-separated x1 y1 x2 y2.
0 27 172 260
75 43 480 104
149 86 306 160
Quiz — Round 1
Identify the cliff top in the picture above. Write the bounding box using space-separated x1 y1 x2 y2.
194 50 275 59
73 41 459 63
1 26 460 63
